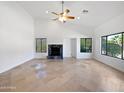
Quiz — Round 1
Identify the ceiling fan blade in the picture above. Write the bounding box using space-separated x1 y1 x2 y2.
59 12 64 16
52 18 58 21
51 12 59 15
65 16 75 19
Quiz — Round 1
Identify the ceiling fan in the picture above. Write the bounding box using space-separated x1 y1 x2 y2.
51 1 75 23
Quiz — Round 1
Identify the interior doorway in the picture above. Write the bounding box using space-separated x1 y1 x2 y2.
71 38 77 58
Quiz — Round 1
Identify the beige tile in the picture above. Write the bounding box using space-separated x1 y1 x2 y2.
0 58 124 92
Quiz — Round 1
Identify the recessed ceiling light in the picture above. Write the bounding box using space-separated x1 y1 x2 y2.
77 17 80 20
45 10 49 14
82 9 88 14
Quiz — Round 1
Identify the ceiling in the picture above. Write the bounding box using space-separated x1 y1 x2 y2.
17 1 124 28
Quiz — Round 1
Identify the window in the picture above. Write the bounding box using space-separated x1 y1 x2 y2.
80 38 92 53
123 33 124 59
80 38 86 52
36 38 47 53
107 34 122 58
101 36 107 55
101 32 124 60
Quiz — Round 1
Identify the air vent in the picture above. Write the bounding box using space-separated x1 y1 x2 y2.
82 9 88 14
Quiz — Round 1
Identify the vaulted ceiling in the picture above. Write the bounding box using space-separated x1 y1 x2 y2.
17 1 124 28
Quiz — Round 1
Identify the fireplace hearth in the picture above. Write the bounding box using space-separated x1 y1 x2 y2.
47 45 63 59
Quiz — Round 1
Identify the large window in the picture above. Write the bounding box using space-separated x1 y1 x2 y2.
80 38 92 53
101 32 124 60
123 33 124 59
36 38 47 53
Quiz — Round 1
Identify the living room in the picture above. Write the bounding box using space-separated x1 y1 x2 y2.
0 0 124 92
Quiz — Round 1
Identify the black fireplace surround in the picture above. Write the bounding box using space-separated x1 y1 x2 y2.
47 44 63 59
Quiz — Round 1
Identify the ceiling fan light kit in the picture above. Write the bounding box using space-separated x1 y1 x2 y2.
45 10 49 14
77 17 80 20
51 1 75 23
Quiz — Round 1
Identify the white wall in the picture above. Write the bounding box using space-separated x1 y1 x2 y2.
35 19 93 59
94 13 124 72
71 38 77 58
63 38 71 57
0 2 34 73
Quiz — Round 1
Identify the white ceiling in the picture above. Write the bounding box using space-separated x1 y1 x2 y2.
17 1 124 28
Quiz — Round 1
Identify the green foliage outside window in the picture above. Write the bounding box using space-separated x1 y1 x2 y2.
123 33 124 59
101 32 124 59
107 34 122 58
80 38 92 53
36 38 47 53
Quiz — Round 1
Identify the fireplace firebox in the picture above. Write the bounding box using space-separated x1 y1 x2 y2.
47 45 63 59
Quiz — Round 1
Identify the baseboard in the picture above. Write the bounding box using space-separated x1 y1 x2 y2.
0 57 34 74
93 57 124 73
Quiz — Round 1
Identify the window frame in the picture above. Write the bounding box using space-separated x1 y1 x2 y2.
36 38 47 53
101 32 124 60
122 33 124 59
80 38 92 53
101 36 107 55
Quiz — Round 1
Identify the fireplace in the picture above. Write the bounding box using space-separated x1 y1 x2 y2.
47 44 63 59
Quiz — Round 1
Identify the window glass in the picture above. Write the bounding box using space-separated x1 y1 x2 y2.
86 38 92 52
80 38 92 53
123 33 124 59
107 34 122 58
80 38 86 52
36 39 42 52
36 38 47 53
41 39 47 52
101 36 107 55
